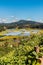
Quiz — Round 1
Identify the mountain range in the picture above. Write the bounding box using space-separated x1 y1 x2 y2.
0 20 43 31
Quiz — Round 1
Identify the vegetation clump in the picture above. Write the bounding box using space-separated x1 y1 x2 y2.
0 32 43 65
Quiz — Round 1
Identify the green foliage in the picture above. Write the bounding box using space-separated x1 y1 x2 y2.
0 33 43 65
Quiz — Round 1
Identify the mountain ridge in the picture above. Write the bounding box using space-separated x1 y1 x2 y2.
0 20 43 31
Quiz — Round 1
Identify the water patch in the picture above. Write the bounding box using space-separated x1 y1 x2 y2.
5 32 21 36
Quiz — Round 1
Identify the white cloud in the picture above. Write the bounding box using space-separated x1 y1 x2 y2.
2 18 7 23
15 17 18 20
12 17 19 22
27 18 31 21
38 19 43 23
0 18 2 23
12 19 17 22
11 16 14 18
39 19 42 22
12 18 19 22
0 17 19 23
12 20 16 22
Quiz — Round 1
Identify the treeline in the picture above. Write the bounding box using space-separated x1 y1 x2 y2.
0 20 43 31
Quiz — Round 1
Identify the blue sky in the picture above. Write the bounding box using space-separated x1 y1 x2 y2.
0 0 43 23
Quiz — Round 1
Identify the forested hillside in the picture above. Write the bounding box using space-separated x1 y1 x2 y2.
0 20 43 31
